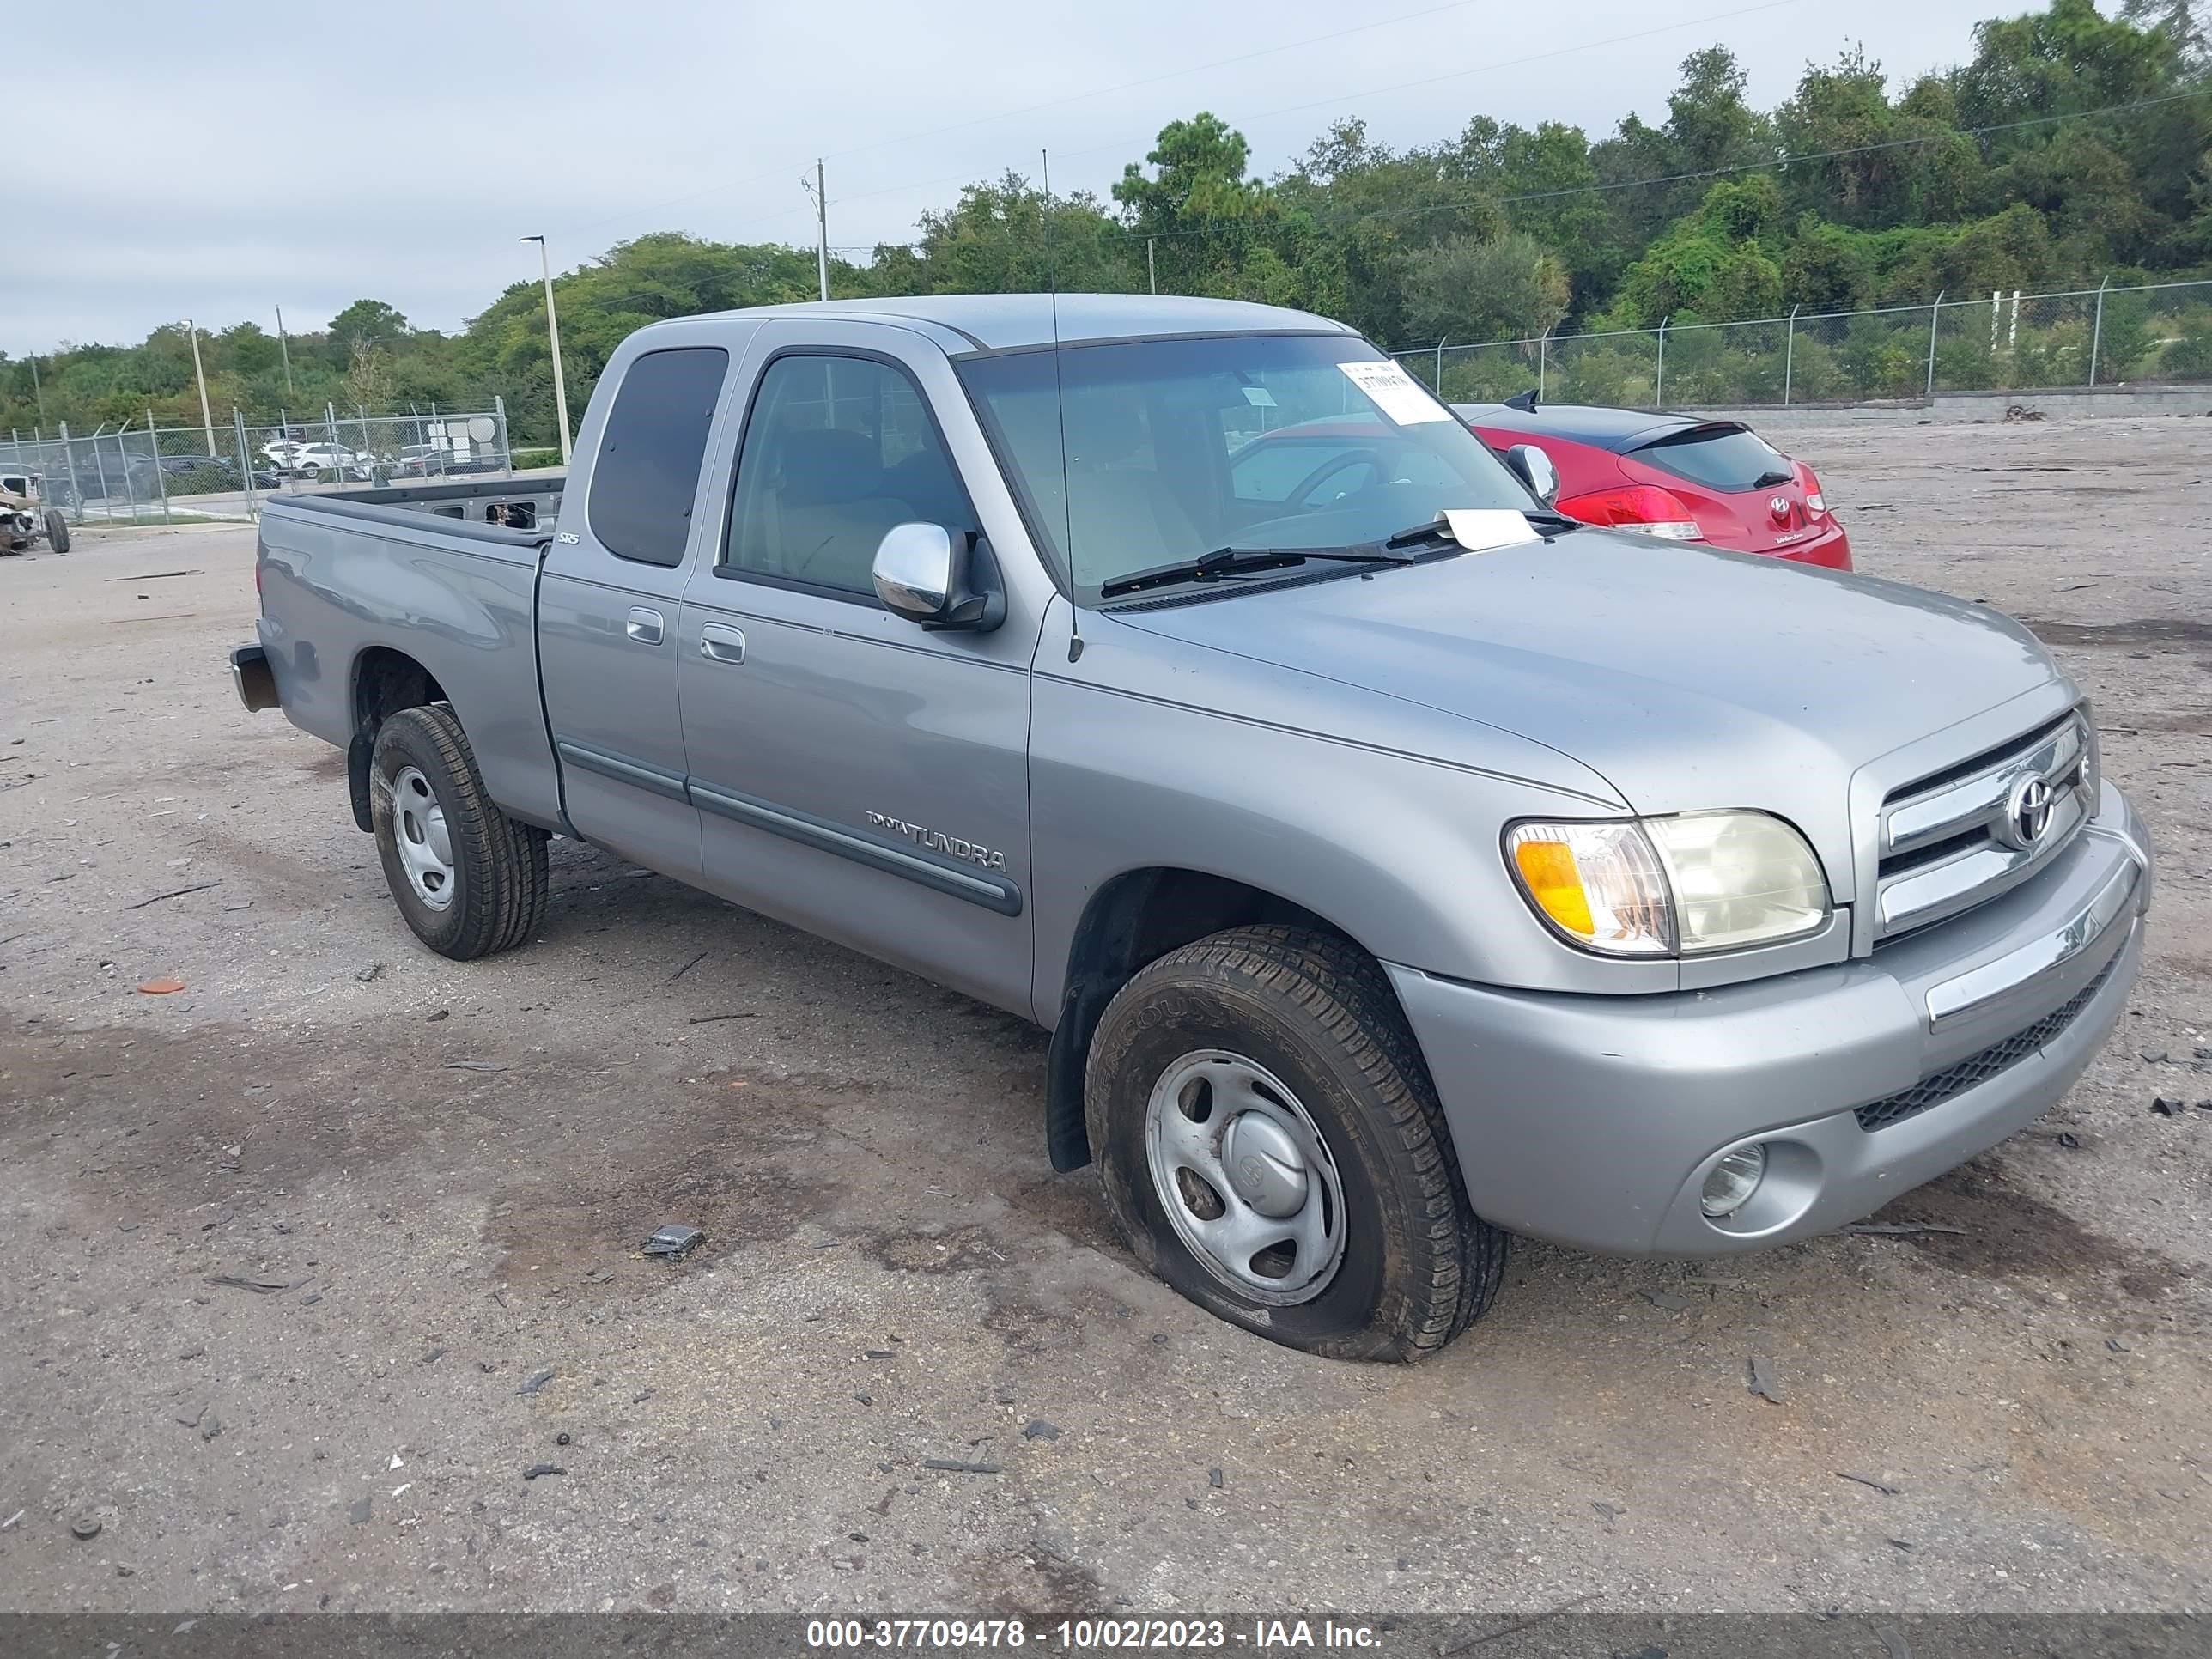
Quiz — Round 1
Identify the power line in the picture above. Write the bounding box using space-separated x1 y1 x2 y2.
701 0 1826 243
826 87 2211 255
548 0 1506 243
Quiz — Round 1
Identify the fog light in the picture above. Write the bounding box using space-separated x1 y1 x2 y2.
1701 1144 1767 1218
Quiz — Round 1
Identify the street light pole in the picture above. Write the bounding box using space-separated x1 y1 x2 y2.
185 319 216 456
276 305 295 397
520 235 573 465
28 354 45 424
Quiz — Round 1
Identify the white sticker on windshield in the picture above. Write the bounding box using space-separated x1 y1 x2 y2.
1240 386 1278 408
1337 359 1453 425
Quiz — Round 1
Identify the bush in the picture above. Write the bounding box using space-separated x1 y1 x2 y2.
510 447 562 470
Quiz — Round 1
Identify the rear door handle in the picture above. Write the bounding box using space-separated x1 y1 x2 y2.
699 623 747 665
625 607 664 645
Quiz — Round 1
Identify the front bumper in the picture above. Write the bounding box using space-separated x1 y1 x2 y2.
1388 781 2151 1256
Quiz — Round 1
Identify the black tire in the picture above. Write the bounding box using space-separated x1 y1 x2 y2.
44 510 69 554
1085 925 1504 1362
369 704 549 961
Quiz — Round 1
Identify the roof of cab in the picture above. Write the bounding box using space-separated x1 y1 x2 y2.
651 294 1357 354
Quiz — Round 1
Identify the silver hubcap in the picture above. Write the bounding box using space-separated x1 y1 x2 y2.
1144 1049 1346 1305
390 764 455 910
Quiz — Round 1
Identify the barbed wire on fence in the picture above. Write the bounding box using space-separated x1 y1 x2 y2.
1393 276 2212 410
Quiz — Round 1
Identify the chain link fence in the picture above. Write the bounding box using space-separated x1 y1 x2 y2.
1399 278 2212 408
0 404 514 528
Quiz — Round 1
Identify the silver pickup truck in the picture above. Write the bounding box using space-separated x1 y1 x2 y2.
233 295 2153 1361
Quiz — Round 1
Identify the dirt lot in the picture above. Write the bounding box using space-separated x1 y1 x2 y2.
1 416 2207 1619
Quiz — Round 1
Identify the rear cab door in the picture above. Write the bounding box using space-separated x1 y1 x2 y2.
539 321 757 878
674 318 1052 1016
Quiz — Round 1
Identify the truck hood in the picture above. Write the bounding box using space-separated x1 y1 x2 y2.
1113 533 2070 894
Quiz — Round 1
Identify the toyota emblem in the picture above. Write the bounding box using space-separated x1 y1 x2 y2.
1999 775 2056 850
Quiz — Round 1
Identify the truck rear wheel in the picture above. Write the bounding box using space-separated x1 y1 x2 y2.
369 705 548 961
1084 925 1504 1362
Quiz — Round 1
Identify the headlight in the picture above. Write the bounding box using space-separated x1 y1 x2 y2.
1506 811 1830 957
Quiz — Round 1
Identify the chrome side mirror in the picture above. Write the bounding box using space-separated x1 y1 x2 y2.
1505 443 1559 508
872 522 1005 633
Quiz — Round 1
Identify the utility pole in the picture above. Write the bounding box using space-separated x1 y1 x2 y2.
276 305 295 396
27 354 44 424
1147 237 1157 295
811 160 830 302
185 319 216 456
520 235 573 465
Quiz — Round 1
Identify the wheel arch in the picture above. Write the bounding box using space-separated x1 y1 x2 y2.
347 646 450 831
1042 866 1407 1171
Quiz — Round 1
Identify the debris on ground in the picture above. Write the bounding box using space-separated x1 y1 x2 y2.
349 1496 372 1525
1209 1467 1224 1490
516 1369 557 1396
1640 1289 1691 1310
1843 1222 1966 1237
2152 1097 2184 1116
445 1060 506 1073
522 1463 566 1480
0 1510 21 1532
205 1272 307 1294
556 1432 572 1447
137 976 189 995
70 1516 103 1540
921 1459 1001 1474
389 1455 404 1470
1748 1354 1784 1404
2004 404 2045 422
420 1346 446 1364
1591 1501 1621 1522
1023 1419 1062 1442
2057 1132 2082 1149
1838 1471 1900 1495
684 1012 757 1024
2107 1339 2130 1353
643 1224 703 1260
356 963 384 983
124 881 222 912
425 1009 449 1022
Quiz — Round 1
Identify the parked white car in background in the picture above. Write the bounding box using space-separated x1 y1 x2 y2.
290 444 368 481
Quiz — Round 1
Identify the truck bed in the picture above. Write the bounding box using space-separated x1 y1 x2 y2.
253 484 568 833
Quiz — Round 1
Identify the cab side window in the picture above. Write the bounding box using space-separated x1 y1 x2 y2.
721 355 972 599
586 347 729 568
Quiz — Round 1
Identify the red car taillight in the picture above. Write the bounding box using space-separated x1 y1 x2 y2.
1799 464 1827 517
1556 483 1704 541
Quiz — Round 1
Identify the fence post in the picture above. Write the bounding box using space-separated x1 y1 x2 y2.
1537 326 1550 402
1654 317 1668 409
2088 274 2110 389
147 409 172 525
58 421 84 525
1925 291 1944 398
326 402 341 487
234 408 259 521
1434 337 1446 394
1783 304 1801 406
495 396 513 477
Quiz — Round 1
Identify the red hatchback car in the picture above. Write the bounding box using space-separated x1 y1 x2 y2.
1453 399 1851 570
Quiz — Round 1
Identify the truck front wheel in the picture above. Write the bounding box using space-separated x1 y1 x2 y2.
369 704 548 960
1084 925 1504 1362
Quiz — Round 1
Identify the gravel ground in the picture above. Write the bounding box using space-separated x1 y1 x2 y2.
1 415 2207 1617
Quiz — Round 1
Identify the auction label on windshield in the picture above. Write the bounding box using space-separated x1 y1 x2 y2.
1337 359 1452 424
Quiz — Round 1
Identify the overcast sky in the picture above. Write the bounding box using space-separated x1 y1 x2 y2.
3 0 2006 355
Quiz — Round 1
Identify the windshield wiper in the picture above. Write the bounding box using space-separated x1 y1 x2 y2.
1752 469 1793 489
1099 543 1418 599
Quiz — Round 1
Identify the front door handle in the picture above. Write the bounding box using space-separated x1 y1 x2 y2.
699 623 747 665
625 607 664 645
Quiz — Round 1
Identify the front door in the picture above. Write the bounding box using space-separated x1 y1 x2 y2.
677 326 1038 1013
539 341 732 880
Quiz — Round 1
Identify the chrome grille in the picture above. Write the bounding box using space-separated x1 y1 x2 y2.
1855 949 2120 1131
1874 710 2095 940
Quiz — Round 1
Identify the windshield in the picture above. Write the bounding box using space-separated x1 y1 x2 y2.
957 332 1537 604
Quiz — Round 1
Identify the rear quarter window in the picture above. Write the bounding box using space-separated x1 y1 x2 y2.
1632 427 1790 492
588 346 730 567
